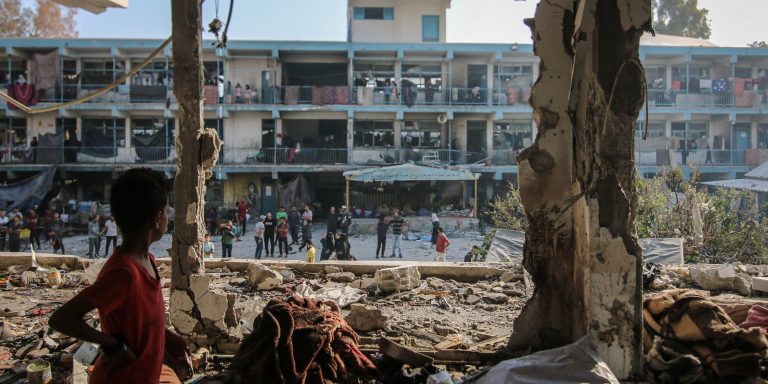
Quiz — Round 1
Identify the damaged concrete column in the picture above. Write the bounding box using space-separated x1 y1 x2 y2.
508 0 650 379
169 0 233 346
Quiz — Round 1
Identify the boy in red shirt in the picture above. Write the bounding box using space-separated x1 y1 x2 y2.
434 226 451 262
50 168 189 384
277 217 289 258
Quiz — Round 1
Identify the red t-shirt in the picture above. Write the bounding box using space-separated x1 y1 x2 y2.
80 249 165 384
238 204 248 220
277 222 289 238
436 233 450 253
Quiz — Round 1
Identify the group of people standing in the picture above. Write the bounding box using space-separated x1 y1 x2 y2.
86 214 119 258
0 206 68 255
252 204 314 259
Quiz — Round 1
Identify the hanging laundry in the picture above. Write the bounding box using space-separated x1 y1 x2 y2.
334 86 349 105
740 305 768 331
712 78 727 93
671 80 682 90
734 78 747 96
699 79 712 91
7 75 37 109
33 50 60 92
284 86 300 105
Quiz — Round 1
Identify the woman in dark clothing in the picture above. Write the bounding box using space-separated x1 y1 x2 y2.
326 207 338 234
334 232 350 260
320 232 334 261
430 213 440 246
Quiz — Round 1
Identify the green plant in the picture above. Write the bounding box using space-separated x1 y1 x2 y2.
489 182 527 232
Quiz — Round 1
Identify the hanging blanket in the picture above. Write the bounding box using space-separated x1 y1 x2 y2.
132 128 170 161
33 50 60 92
334 86 349 105
284 86 300 105
643 289 768 381
311 86 324 105
83 130 117 158
36 133 63 164
7 83 37 109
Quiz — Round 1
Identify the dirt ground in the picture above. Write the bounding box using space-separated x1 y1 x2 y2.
45 229 486 262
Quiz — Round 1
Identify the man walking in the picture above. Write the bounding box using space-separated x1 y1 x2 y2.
87 215 102 258
326 206 338 235
276 217 289 258
104 216 119 256
263 212 276 257
254 215 265 259
220 219 237 258
288 206 301 246
27 208 41 250
375 215 389 259
389 211 406 258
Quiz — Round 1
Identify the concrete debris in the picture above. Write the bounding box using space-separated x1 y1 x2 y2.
349 277 376 290
246 263 283 290
482 293 509 304
345 304 388 332
327 271 356 283
375 265 421 293
690 265 736 291
324 266 343 274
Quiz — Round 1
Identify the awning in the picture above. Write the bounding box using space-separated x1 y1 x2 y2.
54 0 128 14
746 161 768 180
701 178 768 193
343 163 479 183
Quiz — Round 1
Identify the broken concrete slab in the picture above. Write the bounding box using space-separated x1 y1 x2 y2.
345 304 387 332
246 263 283 290
752 277 768 293
690 266 737 291
327 272 355 283
375 265 421 293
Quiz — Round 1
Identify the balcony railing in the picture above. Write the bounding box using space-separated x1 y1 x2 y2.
635 149 748 166
646 87 767 109
0 146 176 165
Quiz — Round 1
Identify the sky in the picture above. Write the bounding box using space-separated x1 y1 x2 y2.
21 0 768 47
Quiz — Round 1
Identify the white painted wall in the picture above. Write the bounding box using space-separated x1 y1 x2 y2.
349 0 450 43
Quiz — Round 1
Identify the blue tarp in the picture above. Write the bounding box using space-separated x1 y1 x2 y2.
0 166 57 211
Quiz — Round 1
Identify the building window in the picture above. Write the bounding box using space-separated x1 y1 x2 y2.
0 118 27 148
494 64 533 89
645 65 665 90
402 121 441 148
671 121 708 149
495 121 532 150
354 7 394 20
131 60 172 87
354 121 394 148
671 65 709 92
0 59 27 88
422 15 440 42
402 63 443 91
82 59 125 88
635 121 666 139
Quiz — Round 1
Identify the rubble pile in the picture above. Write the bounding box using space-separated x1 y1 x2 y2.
645 263 768 297
0 259 528 383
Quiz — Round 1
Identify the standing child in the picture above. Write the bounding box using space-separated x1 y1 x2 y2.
304 239 315 263
435 227 450 262
202 233 215 258
276 217 289 258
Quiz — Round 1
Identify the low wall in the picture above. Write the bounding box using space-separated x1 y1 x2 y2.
0 252 514 282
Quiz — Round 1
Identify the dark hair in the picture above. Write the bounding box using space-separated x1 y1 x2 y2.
437 226 444 233
110 168 168 234
305 239 313 246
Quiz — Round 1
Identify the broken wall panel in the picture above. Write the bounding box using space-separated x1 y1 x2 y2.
509 0 651 379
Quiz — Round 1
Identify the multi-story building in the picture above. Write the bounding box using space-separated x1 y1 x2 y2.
0 0 767 214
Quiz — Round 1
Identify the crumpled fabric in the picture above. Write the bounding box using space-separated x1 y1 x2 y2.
294 282 364 309
234 295 377 384
740 305 768 331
